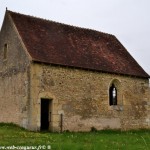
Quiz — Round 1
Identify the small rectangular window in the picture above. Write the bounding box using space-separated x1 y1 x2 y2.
4 43 8 60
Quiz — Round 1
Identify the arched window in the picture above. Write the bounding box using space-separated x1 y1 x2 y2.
109 84 117 105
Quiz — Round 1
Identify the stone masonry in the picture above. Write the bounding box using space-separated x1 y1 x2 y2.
29 63 150 131
0 12 30 128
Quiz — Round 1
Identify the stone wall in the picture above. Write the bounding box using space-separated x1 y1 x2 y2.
0 13 30 128
30 63 150 131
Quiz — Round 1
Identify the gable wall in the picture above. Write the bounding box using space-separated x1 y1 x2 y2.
30 63 150 131
0 13 30 128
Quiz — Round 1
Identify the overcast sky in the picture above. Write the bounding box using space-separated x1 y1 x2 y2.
0 0 150 74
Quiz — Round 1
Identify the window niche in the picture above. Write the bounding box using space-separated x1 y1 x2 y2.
109 79 123 109
109 84 117 105
3 43 8 60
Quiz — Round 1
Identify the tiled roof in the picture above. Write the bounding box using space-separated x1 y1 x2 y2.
8 10 149 78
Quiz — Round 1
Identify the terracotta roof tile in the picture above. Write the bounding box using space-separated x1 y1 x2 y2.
8 10 149 78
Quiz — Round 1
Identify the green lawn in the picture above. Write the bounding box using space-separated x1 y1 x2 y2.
0 123 150 150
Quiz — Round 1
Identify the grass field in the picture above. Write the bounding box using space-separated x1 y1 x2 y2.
0 123 150 150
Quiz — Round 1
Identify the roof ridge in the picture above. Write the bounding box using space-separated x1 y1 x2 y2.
7 10 113 37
